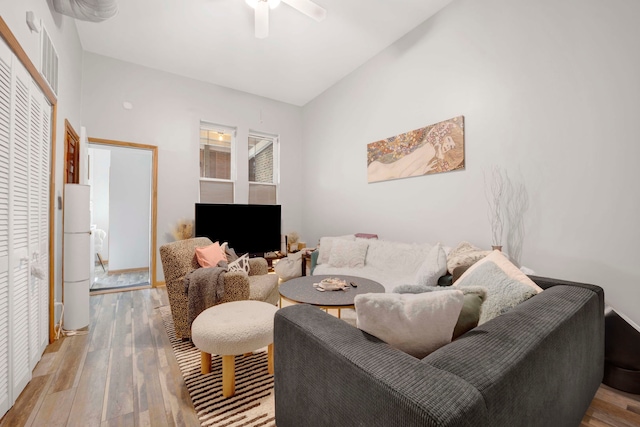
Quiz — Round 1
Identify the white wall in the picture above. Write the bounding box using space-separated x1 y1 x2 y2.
81 53 303 282
88 147 110 259
1 2 83 319
108 147 151 271
301 0 640 325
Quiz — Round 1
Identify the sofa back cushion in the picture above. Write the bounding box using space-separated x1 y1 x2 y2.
328 239 369 268
364 239 432 273
317 234 356 265
414 243 448 287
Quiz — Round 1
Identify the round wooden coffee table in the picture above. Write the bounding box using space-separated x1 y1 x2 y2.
279 275 384 318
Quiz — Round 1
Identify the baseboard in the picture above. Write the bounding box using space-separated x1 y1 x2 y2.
107 267 148 276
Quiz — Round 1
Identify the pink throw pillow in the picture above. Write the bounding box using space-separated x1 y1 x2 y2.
195 242 227 268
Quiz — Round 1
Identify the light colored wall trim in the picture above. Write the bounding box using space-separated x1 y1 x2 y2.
107 267 147 276
0 16 59 344
87 137 159 287
0 18 56 104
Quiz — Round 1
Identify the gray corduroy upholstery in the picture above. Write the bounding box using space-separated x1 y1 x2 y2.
274 276 604 427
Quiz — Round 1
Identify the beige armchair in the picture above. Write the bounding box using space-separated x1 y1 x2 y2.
159 237 279 339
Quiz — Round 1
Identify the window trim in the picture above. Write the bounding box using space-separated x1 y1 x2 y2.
199 121 237 203
248 130 279 204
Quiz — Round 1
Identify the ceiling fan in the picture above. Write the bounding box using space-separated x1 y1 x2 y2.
245 0 327 39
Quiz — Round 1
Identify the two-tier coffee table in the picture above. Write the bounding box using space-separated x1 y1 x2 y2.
279 275 385 318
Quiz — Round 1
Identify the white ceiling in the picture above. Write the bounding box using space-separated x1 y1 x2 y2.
75 0 453 106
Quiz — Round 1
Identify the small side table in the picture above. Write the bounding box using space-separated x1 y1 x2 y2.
264 252 286 272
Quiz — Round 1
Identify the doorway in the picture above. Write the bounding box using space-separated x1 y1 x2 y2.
87 138 158 292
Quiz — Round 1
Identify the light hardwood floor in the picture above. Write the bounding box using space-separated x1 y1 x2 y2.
1 287 639 427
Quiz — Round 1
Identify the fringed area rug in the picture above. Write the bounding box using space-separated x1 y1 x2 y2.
159 306 276 427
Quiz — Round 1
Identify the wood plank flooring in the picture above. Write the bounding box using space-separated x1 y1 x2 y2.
0 286 638 427
0 287 199 427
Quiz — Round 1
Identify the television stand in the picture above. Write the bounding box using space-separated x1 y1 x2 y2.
264 252 286 272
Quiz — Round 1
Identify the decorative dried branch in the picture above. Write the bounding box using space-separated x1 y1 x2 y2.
484 166 505 247
504 173 529 266
287 231 299 244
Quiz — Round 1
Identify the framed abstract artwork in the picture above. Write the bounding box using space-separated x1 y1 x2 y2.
367 116 465 183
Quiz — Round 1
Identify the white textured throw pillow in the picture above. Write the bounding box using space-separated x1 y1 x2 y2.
317 235 356 265
456 250 543 293
446 241 492 274
414 243 447 287
274 252 302 282
227 253 250 274
328 239 369 268
355 291 464 359
455 250 540 324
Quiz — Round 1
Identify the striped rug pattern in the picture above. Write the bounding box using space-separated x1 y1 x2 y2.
159 306 276 427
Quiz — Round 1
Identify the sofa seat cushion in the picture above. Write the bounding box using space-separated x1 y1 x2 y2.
247 273 279 303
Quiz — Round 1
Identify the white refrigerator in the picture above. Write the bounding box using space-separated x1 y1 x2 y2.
63 184 91 330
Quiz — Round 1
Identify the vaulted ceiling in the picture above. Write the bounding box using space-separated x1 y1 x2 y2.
75 0 453 106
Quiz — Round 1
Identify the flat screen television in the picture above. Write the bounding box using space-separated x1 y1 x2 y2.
195 203 281 256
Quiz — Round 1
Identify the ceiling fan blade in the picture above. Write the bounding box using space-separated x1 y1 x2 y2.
255 1 269 39
282 0 326 22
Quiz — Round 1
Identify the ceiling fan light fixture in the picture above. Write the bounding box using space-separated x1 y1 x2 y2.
248 0 326 39
255 1 269 38
246 0 280 9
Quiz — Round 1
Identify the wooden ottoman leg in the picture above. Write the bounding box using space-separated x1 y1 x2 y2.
268 344 274 375
222 355 235 398
201 352 212 374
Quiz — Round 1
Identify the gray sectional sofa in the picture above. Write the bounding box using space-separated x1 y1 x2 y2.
273 276 604 427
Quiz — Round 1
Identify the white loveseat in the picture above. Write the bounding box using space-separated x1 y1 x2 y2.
312 235 449 293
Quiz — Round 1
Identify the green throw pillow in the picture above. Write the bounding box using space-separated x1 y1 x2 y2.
452 287 487 339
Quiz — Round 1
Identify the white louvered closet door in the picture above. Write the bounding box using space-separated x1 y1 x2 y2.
28 82 43 370
39 96 50 354
0 38 12 417
10 50 32 399
0 36 52 417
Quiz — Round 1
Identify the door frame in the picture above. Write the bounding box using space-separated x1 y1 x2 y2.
64 120 79 184
87 137 159 287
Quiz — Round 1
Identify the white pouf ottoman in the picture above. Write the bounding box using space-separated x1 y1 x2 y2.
191 300 279 398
